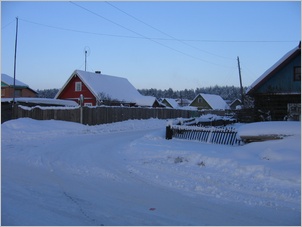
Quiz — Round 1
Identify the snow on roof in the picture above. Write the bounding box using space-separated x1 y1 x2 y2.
229 98 242 106
57 70 155 106
1 73 29 87
192 93 230 110
246 45 300 94
162 98 180 108
1 97 78 106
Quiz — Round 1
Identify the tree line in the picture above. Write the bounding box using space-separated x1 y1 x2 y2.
138 85 247 101
37 85 247 102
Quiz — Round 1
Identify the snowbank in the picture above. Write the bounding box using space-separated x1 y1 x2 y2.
2 118 300 225
238 121 301 137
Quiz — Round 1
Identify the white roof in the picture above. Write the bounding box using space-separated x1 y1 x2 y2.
246 45 300 94
191 93 230 110
163 98 180 108
1 73 29 87
56 70 155 106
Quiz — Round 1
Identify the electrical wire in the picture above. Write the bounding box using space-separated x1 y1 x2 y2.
18 18 298 44
1 19 15 30
20 17 224 67
105 1 236 61
17 5 298 71
19 18 141 39
69 1 234 68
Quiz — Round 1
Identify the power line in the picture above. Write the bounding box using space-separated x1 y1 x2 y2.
19 18 298 44
20 17 219 66
105 1 235 61
69 1 233 68
17 9 298 71
1 19 15 30
19 18 140 39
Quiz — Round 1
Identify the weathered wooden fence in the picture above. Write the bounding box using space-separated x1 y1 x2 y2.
15 106 80 122
166 125 242 146
13 105 202 125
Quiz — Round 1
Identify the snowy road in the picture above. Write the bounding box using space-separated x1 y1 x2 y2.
2 118 300 225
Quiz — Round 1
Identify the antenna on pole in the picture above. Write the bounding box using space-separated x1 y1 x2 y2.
237 56 244 105
13 17 19 109
83 46 90 71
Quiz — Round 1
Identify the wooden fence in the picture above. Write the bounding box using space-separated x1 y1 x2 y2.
13 105 202 125
166 125 242 146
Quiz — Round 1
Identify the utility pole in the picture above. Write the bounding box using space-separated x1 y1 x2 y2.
84 50 87 71
13 17 19 109
237 56 244 105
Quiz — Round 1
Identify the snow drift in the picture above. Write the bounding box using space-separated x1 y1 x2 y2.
1 118 300 225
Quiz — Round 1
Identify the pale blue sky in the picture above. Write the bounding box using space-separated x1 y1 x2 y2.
1 1 301 90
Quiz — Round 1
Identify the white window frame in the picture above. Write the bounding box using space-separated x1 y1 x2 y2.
75 82 82 91
84 103 92 107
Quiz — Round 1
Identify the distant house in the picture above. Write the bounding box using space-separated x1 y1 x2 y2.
1 73 37 98
161 98 180 109
246 43 301 120
229 99 242 110
189 93 230 110
55 70 158 107
176 98 192 107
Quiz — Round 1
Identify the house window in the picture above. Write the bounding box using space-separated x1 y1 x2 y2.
84 103 92 107
198 98 203 103
294 66 301 81
75 82 82 91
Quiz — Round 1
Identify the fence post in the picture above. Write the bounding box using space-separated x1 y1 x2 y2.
166 125 173 140
79 94 84 124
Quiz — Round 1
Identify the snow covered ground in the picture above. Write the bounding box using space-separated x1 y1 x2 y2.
1 118 301 225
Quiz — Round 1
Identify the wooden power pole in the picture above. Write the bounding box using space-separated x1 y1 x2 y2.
237 56 244 105
13 17 19 108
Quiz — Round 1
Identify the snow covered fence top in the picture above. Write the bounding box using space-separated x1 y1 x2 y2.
2 98 78 107
166 116 241 146
167 114 236 127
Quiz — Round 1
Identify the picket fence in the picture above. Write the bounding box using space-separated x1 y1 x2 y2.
166 125 242 146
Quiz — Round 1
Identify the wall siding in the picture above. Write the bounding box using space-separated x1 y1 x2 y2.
1 87 37 98
256 54 301 94
189 95 212 110
253 94 301 121
57 75 97 105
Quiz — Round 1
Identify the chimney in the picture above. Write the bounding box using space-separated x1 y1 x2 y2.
95 71 101 74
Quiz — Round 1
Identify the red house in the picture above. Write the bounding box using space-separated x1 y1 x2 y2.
55 70 157 107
